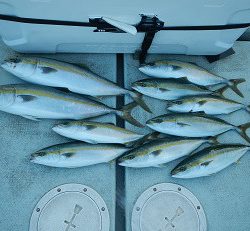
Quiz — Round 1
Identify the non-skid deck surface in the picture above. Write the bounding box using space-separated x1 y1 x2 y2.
124 41 250 231
0 44 117 231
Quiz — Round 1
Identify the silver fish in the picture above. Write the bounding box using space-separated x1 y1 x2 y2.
0 84 143 127
1 57 151 112
171 144 250 178
30 142 128 168
146 113 250 142
139 60 245 97
132 78 215 100
167 95 250 115
53 121 145 144
118 137 216 168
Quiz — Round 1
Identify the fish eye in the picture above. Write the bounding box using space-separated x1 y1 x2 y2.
127 155 135 160
179 166 187 172
147 62 155 66
9 58 21 64
174 100 182 105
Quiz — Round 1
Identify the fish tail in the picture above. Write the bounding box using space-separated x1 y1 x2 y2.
115 102 144 128
213 85 228 97
125 131 161 147
228 78 245 98
237 122 250 143
128 90 152 113
245 105 250 113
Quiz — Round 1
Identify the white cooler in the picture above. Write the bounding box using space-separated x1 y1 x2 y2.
0 0 249 57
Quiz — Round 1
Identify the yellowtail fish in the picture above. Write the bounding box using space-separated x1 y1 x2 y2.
119 137 217 168
167 95 250 115
1 57 151 112
171 144 250 178
147 113 250 142
30 142 129 168
53 121 146 145
132 78 216 100
0 84 143 127
139 60 245 97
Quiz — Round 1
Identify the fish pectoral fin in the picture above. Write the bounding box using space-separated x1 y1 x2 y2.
63 152 75 158
159 88 170 92
39 66 58 74
198 100 207 106
18 95 37 103
21 115 40 121
85 125 96 131
200 160 213 167
176 122 190 127
151 150 162 156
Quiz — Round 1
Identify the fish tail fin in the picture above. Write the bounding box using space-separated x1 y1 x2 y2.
245 105 250 113
125 131 161 148
116 102 144 128
208 136 220 145
237 122 250 143
128 90 152 113
228 78 245 98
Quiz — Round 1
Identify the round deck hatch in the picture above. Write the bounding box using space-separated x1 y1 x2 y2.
132 183 207 231
29 184 110 231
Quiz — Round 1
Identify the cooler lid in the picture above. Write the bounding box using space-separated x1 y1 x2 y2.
132 183 207 231
29 183 110 231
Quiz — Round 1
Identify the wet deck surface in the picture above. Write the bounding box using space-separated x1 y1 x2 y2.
0 41 250 231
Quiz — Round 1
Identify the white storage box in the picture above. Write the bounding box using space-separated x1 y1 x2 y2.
0 0 249 55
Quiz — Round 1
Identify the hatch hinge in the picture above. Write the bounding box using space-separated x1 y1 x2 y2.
135 15 164 64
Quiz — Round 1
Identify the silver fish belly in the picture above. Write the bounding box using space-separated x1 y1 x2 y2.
171 144 250 178
167 95 248 115
53 121 144 144
30 142 129 168
119 138 213 168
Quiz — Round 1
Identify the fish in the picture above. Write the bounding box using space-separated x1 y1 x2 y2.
171 144 250 178
30 142 129 168
132 78 218 101
139 60 245 97
167 95 250 115
1 57 151 112
0 84 143 127
118 137 217 168
146 113 250 142
53 121 146 145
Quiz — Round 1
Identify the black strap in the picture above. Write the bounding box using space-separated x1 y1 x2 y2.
0 14 249 31
139 31 156 64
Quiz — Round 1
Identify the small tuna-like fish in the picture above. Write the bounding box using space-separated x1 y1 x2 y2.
0 84 143 127
139 60 245 97
167 95 250 115
146 113 250 142
1 57 151 112
30 142 129 168
118 137 216 168
53 121 146 145
171 144 250 178
132 78 217 101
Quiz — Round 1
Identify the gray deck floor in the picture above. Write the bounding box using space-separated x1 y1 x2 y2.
0 41 250 231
